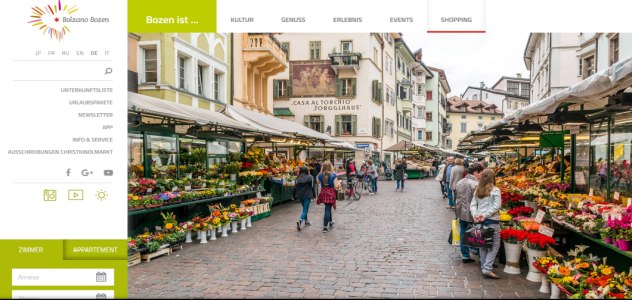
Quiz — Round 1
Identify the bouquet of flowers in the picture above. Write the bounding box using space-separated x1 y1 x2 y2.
508 206 535 217
535 256 559 270
160 212 178 232
501 191 525 209
525 232 556 250
500 228 528 244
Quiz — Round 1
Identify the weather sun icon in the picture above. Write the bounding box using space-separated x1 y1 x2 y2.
95 189 108 201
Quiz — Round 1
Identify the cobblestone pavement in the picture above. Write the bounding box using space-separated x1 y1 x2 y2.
129 179 548 299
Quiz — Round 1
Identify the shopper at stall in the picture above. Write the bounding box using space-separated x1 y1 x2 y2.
443 156 455 208
454 163 484 263
449 158 466 201
367 160 379 194
435 160 447 199
394 159 407 192
470 169 502 279
293 166 315 231
317 161 338 233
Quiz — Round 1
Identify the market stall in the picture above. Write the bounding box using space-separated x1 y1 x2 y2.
383 141 438 179
453 57 632 297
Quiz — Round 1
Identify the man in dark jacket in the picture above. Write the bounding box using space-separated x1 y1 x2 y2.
293 166 315 231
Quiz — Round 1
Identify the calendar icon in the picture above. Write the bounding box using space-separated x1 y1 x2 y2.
96 272 107 283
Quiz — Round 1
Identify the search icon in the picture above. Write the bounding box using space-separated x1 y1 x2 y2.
104 67 113 75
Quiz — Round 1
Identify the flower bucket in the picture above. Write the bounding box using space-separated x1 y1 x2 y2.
619 240 631 251
539 273 550 293
230 174 237 181
240 218 247 230
209 228 217 241
246 216 252 228
185 230 193 243
550 282 560 299
199 231 207 244
503 242 522 275
526 247 547 282
221 225 228 237
614 239 621 249
604 237 613 244
231 221 239 233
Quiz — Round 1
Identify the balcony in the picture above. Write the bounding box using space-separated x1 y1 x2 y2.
411 117 426 129
412 94 425 106
400 98 412 112
243 33 287 67
328 52 361 74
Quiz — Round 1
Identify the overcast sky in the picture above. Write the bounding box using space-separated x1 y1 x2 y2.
402 32 531 97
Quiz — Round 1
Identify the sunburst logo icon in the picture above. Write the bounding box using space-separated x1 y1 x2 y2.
28 0 78 41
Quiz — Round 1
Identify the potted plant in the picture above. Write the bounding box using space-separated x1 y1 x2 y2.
500 228 528 275
601 227 614 244
524 232 556 282
225 162 241 181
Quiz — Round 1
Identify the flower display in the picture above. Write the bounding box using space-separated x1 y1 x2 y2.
501 191 526 209
525 232 556 250
508 206 535 217
500 228 528 243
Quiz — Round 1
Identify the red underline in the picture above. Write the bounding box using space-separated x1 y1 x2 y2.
427 30 486 33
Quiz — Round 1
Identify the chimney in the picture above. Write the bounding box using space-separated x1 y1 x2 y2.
517 73 522 78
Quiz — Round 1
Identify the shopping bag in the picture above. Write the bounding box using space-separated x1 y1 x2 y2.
462 224 494 249
450 219 460 246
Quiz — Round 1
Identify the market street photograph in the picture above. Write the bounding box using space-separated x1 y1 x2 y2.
127 32 632 298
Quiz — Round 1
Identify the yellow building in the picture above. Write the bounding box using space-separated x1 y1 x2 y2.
130 32 229 111
231 33 288 114
446 96 503 150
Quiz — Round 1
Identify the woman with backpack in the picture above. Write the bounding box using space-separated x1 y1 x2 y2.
317 161 338 233
293 166 315 231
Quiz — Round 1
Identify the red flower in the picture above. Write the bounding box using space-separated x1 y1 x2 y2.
500 228 529 242
508 206 534 217
525 232 556 250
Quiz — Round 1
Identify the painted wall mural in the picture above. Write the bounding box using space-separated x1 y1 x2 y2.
290 63 335 97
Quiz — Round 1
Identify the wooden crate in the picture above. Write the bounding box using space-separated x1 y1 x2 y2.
128 252 141 267
140 246 172 262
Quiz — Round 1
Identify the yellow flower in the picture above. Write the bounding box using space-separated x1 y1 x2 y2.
602 268 612 275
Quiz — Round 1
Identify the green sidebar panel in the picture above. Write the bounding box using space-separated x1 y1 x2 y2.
0 240 127 299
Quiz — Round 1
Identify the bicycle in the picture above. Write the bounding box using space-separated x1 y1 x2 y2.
342 176 361 200
360 173 376 194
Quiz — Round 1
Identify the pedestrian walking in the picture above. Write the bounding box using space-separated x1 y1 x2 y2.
470 169 502 279
435 160 447 199
310 158 322 198
317 161 338 233
449 158 466 207
394 159 407 191
367 160 378 194
442 156 455 208
454 163 485 263
293 166 315 231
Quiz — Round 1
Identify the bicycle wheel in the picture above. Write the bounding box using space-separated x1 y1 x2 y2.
353 186 361 200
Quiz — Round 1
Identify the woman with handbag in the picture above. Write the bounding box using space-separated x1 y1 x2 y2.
317 161 338 233
469 169 502 279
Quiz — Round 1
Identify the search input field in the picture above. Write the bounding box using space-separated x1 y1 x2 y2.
12 268 114 286
12 290 114 299
12 61 114 82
